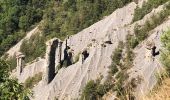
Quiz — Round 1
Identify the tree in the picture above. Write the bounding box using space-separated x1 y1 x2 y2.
81 80 98 100
19 16 29 31
0 60 31 100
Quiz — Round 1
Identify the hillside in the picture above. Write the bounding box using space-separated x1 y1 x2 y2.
144 78 170 100
1 0 170 100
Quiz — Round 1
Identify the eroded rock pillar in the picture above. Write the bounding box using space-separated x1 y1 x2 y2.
45 39 59 84
16 52 25 77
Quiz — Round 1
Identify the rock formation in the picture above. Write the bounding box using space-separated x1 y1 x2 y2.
16 52 25 77
7 0 170 99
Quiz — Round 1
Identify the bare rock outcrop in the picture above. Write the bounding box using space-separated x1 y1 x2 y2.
129 17 170 99
11 58 46 83
9 0 170 100
33 2 137 100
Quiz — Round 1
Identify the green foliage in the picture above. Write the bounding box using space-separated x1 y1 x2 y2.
81 42 125 99
0 31 25 56
6 56 17 71
81 39 135 99
126 34 138 49
133 0 169 22
132 3 170 49
123 34 135 69
0 60 9 82
81 80 98 100
24 72 42 89
0 59 31 99
0 79 31 100
40 0 132 40
110 41 124 75
110 39 135 99
0 0 48 56
0 0 132 60
161 30 170 76
81 79 112 100
114 71 127 93
2 54 17 72
20 33 46 63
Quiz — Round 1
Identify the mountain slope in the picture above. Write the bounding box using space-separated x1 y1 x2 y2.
3 0 170 100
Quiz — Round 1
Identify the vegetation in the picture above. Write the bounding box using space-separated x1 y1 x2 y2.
161 30 170 76
0 0 133 63
144 78 170 100
144 27 170 100
133 0 169 22
40 0 132 40
131 2 170 49
0 59 31 99
0 0 132 55
109 41 124 75
7 56 17 71
80 79 112 100
146 34 170 99
81 40 135 99
20 33 46 63
24 72 43 89
1 53 17 72
80 42 123 100
144 65 169 100
112 38 135 99
0 0 48 56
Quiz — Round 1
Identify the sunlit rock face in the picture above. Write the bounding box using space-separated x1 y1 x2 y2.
9 0 169 99
33 2 137 100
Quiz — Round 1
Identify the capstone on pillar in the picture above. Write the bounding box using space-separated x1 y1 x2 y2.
16 52 25 77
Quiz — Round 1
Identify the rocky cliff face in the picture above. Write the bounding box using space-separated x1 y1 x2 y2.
8 0 170 100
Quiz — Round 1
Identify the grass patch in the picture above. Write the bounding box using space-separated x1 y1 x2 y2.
24 72 42 89
144 73 170 100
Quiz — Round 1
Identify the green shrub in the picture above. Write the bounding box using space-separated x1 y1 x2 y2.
113 71 132 99
123 34 135 70
161 30 170 76
112 41 124 65
81 79 112 100
126 34 138 49
109 41 124 75
110 63 119 75
6 56 17 71
133 0 169 22
1 53 17 72
20 33 46 63
0 60 31 99
24 72 43 89
132 4 170 49
81 80 98 100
